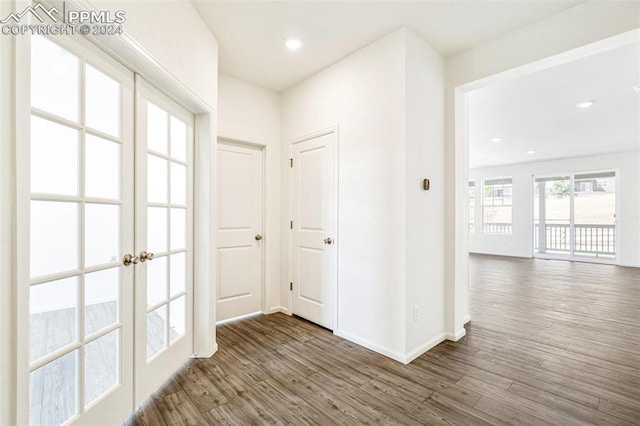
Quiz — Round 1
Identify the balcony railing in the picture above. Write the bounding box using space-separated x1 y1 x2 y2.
483 223 512 234
534 223 615 257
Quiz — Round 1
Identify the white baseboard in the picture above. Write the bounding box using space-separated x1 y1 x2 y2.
264 306 291 315
215 311 262 326
445 327 467 341
334 329 408 364
193 342 218 359
404 332 447 364
463 315 471 324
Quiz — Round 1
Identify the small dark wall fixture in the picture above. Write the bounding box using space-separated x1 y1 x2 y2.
423 178 430 191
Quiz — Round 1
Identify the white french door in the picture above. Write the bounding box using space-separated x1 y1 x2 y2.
22 36 195 425
290 130 338 330
24 35 135 425
134 79 195 405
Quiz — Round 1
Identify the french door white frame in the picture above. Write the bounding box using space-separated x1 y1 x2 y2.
11 17 218 426
532 169 620 265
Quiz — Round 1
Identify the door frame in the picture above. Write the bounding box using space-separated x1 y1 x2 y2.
287 126 339 331
216 137 267 320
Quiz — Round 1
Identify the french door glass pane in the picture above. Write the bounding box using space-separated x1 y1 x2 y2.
147 256 168 307
147 305 167 360
31 35 79 122
170 253 186 296
84 329 119 407
85 135 120 200
147 102 168 155
147 207 168 254
170 162 187 206
29 350 78 426
85 64 120 137
29 277 78 362
169 296 186 342
85 268 119 336
30 116 79 196
147 154 168 203
170 209 186 250
170 116 186 161
30 201 79 278
85 204 120 267
534 177 571 254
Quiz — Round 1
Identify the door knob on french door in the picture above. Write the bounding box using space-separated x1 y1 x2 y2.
255 234 263 241
139 251 155 262
122 254 139 266
324 237 334 245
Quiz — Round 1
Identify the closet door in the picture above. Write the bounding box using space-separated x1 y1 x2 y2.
24 34 135 425
134 79 195 405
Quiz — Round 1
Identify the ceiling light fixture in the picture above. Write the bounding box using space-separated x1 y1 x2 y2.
491 137 503 143
285 38 302 50
526 150 536 155
634 84 640 93
575 100 594 108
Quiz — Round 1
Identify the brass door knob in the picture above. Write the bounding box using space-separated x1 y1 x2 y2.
139 251 155 262
324 238 334 245
255 234 263 241
123 254 139 266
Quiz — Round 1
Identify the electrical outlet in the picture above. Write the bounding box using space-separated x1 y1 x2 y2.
413 305 419 322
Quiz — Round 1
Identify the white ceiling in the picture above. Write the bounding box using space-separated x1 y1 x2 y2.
468 41 640 169
191 0 582 92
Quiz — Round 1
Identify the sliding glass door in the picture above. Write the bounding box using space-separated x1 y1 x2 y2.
534 171 617 261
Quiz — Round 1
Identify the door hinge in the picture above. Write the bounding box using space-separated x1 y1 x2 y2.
290 282 293 291
289 158 293 168
290 220 293 229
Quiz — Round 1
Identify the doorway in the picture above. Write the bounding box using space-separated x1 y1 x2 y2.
533 171 617 262
289 130 338 330
215 140 265 322
21 34 195 425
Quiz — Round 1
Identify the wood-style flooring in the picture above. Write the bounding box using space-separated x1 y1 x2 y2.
125 255 640 425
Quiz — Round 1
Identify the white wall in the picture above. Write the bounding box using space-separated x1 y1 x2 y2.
468 152 640 267
445 2 640 333
404 31 447 356
217 73 282 313
283 28 447 362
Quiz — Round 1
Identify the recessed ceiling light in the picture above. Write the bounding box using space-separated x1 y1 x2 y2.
526 150 536 155
575 100 594 108
491 137 503 143
634 84 640 93
285 38 302 50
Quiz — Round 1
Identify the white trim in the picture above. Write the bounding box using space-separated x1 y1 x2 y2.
264 306 292 315
192 342 218 360
463 315 471 324
445 328 467 342
215 311 262 326
333 329 407 364
405 332 448 364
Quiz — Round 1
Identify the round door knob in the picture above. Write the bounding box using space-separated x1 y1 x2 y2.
139 251 155 262
122 254 139 266
324 237 334 245
255 234 263 241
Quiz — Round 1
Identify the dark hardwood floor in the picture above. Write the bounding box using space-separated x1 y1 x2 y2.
125 255 640 425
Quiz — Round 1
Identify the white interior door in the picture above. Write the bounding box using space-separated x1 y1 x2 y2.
134 79 194 405
290 131 337 330
216 141 264 321
25 35 134 425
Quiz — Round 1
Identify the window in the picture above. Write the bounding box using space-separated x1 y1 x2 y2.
483 177 512 234
468 181 475 233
